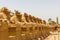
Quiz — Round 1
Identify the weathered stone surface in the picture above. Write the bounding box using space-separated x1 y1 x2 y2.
0 7 57 40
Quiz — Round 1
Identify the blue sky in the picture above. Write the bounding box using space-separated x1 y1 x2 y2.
0 0 60 22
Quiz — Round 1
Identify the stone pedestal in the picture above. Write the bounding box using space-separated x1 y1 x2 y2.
8 27 16 40
0 20 8 40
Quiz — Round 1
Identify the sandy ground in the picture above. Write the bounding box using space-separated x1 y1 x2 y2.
44 31 60 40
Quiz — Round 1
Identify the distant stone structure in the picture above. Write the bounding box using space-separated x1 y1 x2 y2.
0 7 57 40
